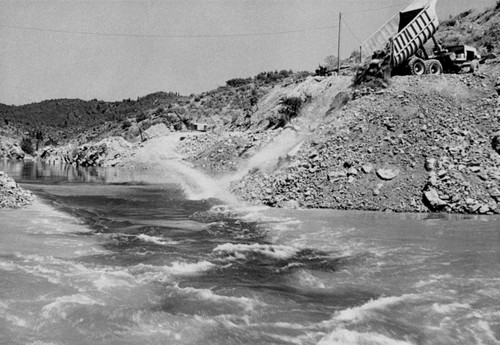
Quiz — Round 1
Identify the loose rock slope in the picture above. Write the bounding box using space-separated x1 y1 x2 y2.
226 74 500 213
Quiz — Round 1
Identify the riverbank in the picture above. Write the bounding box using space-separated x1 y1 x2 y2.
4 73 500 214
0 170 34 208
176 74 500 214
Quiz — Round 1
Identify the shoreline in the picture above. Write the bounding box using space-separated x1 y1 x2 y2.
0 170 35 208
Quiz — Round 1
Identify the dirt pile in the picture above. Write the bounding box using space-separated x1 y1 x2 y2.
229 74 500 214
352 50 392 90
0 171 34 208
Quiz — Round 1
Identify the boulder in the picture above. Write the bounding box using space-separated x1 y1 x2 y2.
490 188 500 202
327 170 347 182
8 144 24 160
347 167 358 176
423 187 447 210
478 205 490 214
376 167 400 180
425 158 436 171
361 163 373 174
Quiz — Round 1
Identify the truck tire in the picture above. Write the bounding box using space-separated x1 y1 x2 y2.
470 59 479 73
409 58 425 75
425 59 443 75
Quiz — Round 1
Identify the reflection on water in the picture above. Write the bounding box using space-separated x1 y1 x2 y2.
0 160 172 185
1 159 106 184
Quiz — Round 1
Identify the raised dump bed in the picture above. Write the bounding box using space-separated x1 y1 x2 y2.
391 0 439 67
361 0 439 69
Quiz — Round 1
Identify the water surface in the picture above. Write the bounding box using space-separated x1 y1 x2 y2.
1 161 499 345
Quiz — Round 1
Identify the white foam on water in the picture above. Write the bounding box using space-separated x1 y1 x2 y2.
119 310 208 343
41 294 104 319
165 260 215 275
136 234 179 246
0 260 16 271
317 328 415 345
129 264 174 284
11 253 138 293
213 243 301 260
130 260 215 284
432 302 471 314
333 294 417 323
292 269 326 289
92 271 136 290
472 320 500 345
0 301 28 328
176 286 261 312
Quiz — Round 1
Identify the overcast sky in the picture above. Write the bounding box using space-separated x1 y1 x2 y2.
0 0 496 105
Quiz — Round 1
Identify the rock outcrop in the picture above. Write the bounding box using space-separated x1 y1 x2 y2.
39 136 133 167
0 137 25 160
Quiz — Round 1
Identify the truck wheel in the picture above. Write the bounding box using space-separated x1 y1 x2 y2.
425 60 443 75
409 58 425 75
470 60 479 73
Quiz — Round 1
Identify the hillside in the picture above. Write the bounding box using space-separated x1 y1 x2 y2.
227 74 500 213
177 4 500 214
0 70 310 158
2 3 500 213
0 92 184 144
436 2 500 54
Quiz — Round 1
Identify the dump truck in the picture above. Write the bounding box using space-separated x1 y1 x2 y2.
359 0 481 77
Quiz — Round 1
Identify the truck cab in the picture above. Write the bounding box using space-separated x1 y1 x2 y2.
435 44 481 73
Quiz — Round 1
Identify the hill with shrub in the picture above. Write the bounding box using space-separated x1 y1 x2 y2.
0 70 310 154
436 1 500 54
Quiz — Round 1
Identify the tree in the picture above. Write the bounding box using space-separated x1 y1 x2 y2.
20 137 34 155
35 130 43 150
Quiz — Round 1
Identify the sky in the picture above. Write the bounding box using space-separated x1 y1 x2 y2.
0 0 496 105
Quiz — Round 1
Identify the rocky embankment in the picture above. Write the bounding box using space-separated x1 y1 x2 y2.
39 136 133 167
183 74 500 214
0 171 34 208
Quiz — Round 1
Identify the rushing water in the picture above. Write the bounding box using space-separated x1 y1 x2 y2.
0 160 499 345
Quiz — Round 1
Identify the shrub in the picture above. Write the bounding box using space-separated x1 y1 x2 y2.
268 97 303 129
121 119 132 130
458 9 472 18
279 97 303 119
496 0 500 9
20 137 34 155
135 112 147 122
226 78 251 88
442 18 457 27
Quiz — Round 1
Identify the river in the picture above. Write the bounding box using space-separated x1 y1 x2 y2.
0 160 499 345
